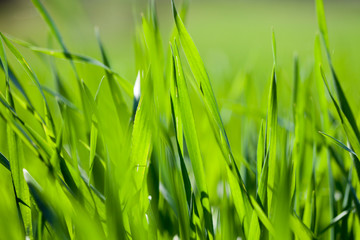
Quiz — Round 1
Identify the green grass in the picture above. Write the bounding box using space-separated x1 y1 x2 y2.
0 0 360 239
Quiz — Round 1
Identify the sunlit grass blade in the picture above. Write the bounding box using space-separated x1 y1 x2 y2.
171 5 253 236
289 214 314 240
320 67 360 180
0 38 33 237
171 41 214 238
314 34 335 240
249 196 275 237
266 65 277 214
89 120 98 177
256 120 265 189
7 130 32 238
169 54 184 156
130 96 152 191
0 95 81 200
316 0 360 141
170 98 191 207
171 0 240 178
0 33 57 144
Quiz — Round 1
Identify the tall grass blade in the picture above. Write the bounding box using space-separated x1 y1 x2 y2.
171 41 214 238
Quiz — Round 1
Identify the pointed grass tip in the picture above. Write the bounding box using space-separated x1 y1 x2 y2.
171 0 178 18
23 168 35 185
23 168 42 190
134 71 141 100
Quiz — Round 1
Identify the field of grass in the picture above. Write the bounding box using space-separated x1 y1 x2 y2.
0 0 360 239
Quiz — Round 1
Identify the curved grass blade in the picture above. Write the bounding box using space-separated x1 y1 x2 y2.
0 110 43 159
0 33 57 144
0 60 33 108
320 67 360 180
0 33 48 106
0 40 33 237
171 0 240 179
8 35 133 98
171 41 214 238
316 0 360 142
0 100 84 206
30 0 66 50
314 34 335 240
318 207 355 237
319 131 357 157
171 7 253 234
1 37 52 136
30 0 92 128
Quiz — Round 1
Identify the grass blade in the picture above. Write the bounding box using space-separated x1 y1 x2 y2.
171 41 214 238
23 169 70 240
171 0 239 177
8 35 133 97
266 65 277 214
319 131 357 157
0 152 10 171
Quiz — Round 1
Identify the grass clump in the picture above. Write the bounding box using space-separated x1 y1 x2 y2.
0 0 359 239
